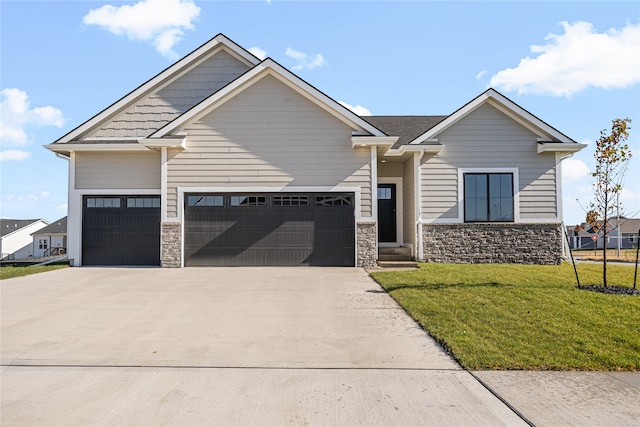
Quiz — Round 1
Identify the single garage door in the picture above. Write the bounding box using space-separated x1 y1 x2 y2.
82 196 161 266
184 193 355 266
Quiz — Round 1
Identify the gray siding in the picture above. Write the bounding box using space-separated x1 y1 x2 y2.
421 103 557 221
90 50 250 138
402 157 416 248
166 75 372 218
75 152 160 189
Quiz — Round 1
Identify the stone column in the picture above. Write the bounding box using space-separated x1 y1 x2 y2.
161 222 182 268
357 221 377 269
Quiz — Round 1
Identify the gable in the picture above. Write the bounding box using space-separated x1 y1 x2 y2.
88 49 251 139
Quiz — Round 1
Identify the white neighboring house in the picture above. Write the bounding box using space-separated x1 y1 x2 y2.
31 216 68 258
0 219 49 260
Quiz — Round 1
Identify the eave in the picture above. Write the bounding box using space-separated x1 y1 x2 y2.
537 141 587 153
44 143 151 155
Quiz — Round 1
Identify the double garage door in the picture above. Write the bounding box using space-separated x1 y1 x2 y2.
82 193 355 267
184 193 355 266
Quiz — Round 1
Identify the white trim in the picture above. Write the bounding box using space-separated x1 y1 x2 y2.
351 136 398 148
420 217 558 225
140 137 186 149
371 147 378 222
537 142 587 153
377 177 403 247
457 167 521 223
45 144 151 153
161 148 168 222
414 152 424 261
555 153 563 222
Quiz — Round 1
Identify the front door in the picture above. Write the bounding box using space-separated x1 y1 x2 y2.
378 184 396 243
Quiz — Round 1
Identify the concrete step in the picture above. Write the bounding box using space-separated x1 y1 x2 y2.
376 260 418 269
378 254 414 261
379 247 412 256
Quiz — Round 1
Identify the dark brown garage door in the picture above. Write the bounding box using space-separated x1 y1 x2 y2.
82 196 161 266
184 193 355 266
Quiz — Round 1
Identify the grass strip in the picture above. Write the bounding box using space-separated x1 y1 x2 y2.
371 263 639 371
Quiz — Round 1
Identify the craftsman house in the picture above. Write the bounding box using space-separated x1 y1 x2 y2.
46 34 585 268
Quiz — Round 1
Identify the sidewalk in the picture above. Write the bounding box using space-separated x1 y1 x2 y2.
474 371 640 426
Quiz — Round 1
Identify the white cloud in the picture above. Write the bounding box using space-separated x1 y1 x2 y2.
562 158 590 181
249 47 267 60
285 47 327 71
57 203 68 212
41 191 51 198
0 88 64 152
338 101 371 116
0 150 30 162
476 70 487 80
489 21 640 97
83 0 200 59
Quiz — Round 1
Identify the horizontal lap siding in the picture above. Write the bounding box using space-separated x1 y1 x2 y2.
75 152 160 189
167 75 371 218
90 50 250 138
421 104 557 221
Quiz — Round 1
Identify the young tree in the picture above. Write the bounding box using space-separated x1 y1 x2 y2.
589 118 632 286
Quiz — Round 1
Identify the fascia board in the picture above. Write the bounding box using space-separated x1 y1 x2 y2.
399 144 444 153
537 142 587 153
44 143 151 153
351 136 398 148
53 35 259 144
153 59 388 139
139 137 186 149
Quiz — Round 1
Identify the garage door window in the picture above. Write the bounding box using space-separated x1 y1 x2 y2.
230 195 267 206
187 195 223 207
127 197 161 208
315 195 352 206
273 195 309 206
86 197 121 208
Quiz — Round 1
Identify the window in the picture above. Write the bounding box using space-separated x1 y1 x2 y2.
127 197 160 208
86 197 121 208
378 187 392 200
39 239 48 250
315 195 352 206
464 173 514 222
630 234 638 244
187 195 223 207
230 195 267 206
273 195 309 206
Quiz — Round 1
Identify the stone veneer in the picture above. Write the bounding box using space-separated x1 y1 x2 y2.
357 221 378 269
161 222 182 268
422 223 562 265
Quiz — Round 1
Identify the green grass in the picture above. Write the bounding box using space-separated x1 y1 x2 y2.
371 263 640 371
0 263 69 280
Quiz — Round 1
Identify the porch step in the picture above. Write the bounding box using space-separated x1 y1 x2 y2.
376 260 418 269
378 247 412 262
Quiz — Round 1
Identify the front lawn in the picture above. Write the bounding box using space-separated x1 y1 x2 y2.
0 263 69 280
371 263 639 371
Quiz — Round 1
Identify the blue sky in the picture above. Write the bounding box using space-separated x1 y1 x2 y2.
1 0 639 226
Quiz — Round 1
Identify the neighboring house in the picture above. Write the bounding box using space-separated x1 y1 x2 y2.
45 34 586 268
0 219 49 260
568 218 640 250
31 216 68 258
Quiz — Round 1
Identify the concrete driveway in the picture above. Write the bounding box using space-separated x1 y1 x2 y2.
1 267 525 426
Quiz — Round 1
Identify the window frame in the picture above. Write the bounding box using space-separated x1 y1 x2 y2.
457 168 520 223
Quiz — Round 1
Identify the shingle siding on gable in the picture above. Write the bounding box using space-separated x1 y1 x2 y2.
166 75 372 218
89 50 251 138
421 103 557 220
